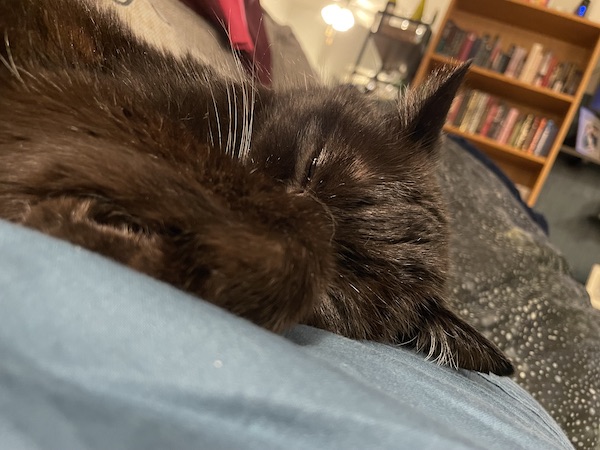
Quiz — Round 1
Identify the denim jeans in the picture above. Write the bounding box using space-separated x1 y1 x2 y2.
0 220 573 449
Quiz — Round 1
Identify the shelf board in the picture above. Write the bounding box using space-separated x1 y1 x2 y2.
430 54 574 114
561 145 600 165
454 0 600 47
444 124 547 166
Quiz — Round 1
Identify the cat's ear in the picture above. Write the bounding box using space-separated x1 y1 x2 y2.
407 302 514 376
399 62 470 147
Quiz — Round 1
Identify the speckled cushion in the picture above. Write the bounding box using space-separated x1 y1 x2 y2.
439 137 600 449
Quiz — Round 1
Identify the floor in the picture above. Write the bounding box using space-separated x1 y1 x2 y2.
535 152 600 285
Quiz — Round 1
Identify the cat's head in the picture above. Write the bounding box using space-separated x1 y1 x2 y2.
250 63 513 375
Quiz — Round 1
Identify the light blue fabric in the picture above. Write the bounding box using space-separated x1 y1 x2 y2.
0 219 573 449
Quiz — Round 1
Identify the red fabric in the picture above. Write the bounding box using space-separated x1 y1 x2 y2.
180 0 272 85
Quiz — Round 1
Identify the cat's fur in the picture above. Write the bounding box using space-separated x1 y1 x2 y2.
0 0 513 375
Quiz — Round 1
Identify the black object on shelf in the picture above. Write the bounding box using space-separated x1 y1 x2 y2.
349 10 431 98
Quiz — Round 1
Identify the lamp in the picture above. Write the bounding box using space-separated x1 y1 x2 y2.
321 3 355 32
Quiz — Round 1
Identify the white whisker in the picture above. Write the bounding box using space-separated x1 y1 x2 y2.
1 31 24 84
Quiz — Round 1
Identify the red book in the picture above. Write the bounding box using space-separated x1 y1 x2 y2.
541 57 558 88
458 32 478 61
447 91 465 125
479 102 499 136
527 118 548 154
497 107 520 144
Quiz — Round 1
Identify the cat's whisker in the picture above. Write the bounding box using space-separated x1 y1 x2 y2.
225 81 234 156
239 82 250 162
425 330 437 361
396 335 418 347
203 71 223 150
1 31 24 84
207 112 215 147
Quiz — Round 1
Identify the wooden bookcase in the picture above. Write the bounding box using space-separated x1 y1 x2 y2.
412 0 600 206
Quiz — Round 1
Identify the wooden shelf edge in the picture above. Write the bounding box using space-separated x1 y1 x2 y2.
490 0 600 31
455 0 600 45
430 54 575 104
444 125 547 165
561 145 600 165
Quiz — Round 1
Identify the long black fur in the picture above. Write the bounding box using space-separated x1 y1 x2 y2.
0 0 513 375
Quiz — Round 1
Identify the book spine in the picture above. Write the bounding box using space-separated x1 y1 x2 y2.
479 102 499 136
497 107 520 144
473 34 491 66
487 104 508 139
446 91 465 124
533 121 557 157
505 47 525 78
519 43 544 84
514 113 535 149
449 29 467 58
467 37 483 61
436 20 456 54
564 69 582 96
533 51 553 86
452 89 473 127
485 35 503 70
469 93 490 134
508 114 525 147
527 117 548 154
459 90 481 132
458 31 477 61
546 62 564 89
522 116 541 150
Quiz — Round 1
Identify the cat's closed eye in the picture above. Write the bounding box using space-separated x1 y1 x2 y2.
305 154 319 184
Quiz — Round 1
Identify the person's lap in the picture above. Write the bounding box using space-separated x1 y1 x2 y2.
0 219 572 449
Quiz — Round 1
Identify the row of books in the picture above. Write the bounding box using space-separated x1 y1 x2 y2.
447 89 558 157
436 21 582 95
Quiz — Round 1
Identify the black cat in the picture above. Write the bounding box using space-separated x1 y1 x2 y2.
0 0 513 375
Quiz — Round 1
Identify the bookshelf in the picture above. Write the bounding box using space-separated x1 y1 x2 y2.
412 0 600 206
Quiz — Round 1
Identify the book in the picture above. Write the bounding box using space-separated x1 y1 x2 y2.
519 43 544 84
468 93 491 134
552 62 574 92
563 66 582 95
514 113 535 149
497 107 520 144
541 57 559 87
452 89 473 127
447 90 465 124
479 102 499 136
533 120 557 156
564 69 582 95
485 35 503 70
548 62 566 91
467 37 483 61
457 31 478 61
504 46 526 78
459 90 482 132
533 51 554 86
473 34 491 66
436 20 457 54
448 28 467 58
527 117 548 153
508 113 526 147
522 116 541 150
487 103 508 139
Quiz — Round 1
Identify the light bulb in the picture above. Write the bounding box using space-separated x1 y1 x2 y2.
321 4 341 25
332 8 355 31
321 4 355 32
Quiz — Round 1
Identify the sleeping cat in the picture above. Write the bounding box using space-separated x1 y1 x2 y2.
0 0 513 375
